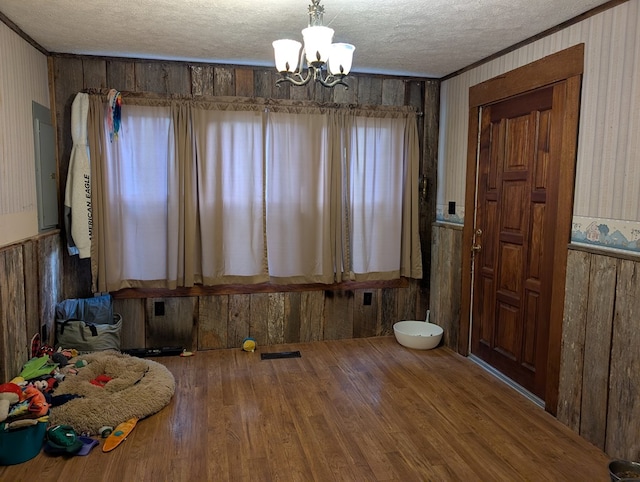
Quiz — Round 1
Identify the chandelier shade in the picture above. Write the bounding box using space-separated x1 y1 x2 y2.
328 43 356 76
301 26 334 65
272 39 302 73
272 0 355 89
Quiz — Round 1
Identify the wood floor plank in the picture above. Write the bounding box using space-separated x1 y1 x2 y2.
0 337 611 481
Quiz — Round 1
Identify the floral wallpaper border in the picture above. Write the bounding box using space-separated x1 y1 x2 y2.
436 208 640 256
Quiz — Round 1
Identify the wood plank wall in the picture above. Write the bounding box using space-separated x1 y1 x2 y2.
429 223 463 349
0 230 62 381
51 55 439 349
557 247 640 461
113 282 421 351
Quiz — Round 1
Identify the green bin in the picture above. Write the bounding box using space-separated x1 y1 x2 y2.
0 421 47 465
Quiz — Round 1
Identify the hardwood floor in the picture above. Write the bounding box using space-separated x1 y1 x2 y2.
0 337 611 481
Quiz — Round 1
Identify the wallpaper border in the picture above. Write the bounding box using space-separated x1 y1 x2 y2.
435 209 640 256
571 216 640 255
436 204 465 225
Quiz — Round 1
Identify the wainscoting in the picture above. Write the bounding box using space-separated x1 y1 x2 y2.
429 222 463 350
557 246 640 461
0 230 62 381
113 281 424 352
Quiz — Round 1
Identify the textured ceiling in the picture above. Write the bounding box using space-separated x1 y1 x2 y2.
0 0 611 78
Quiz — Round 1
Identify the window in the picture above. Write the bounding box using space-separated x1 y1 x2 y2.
88 97 422 292
102 104 173 282
265 111 332 282
193 108 265 282
349 116 407 275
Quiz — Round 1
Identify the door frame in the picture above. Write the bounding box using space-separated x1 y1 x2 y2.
459 44 584 414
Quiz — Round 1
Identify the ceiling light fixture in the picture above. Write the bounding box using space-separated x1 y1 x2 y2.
272 0 355 89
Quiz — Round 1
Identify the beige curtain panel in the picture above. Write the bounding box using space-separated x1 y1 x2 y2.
85 94 422 292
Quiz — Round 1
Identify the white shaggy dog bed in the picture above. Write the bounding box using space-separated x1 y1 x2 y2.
49 351 175 434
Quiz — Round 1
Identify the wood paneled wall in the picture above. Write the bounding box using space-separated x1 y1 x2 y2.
429 223 463 349
51 55 438 347
0 230 62 381
557 247 640 461
113 282 421 351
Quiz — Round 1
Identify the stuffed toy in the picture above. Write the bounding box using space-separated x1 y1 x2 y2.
19 355 58 380
0 382 23 404
0 382 25 421
31 379 55 404
23 384 50 418
51 352 69 367
33 380 48 392
9 376 26 387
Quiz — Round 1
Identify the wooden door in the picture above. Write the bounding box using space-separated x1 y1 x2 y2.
471 85 560 399
461 45 584 413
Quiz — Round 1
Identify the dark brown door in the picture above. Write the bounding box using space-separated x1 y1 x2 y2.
471 85 561 399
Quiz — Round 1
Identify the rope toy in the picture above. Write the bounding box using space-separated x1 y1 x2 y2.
107 89 122 142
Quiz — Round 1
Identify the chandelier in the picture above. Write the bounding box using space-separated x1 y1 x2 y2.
272 0 355 89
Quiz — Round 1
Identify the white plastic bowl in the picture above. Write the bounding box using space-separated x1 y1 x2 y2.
393 321 443 350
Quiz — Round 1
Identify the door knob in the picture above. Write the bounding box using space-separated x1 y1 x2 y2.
472 244 482 253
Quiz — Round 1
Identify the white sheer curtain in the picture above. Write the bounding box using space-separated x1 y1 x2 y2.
347 115 407 278
101 104 175 288
193 108 267 284
265 111 334 284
